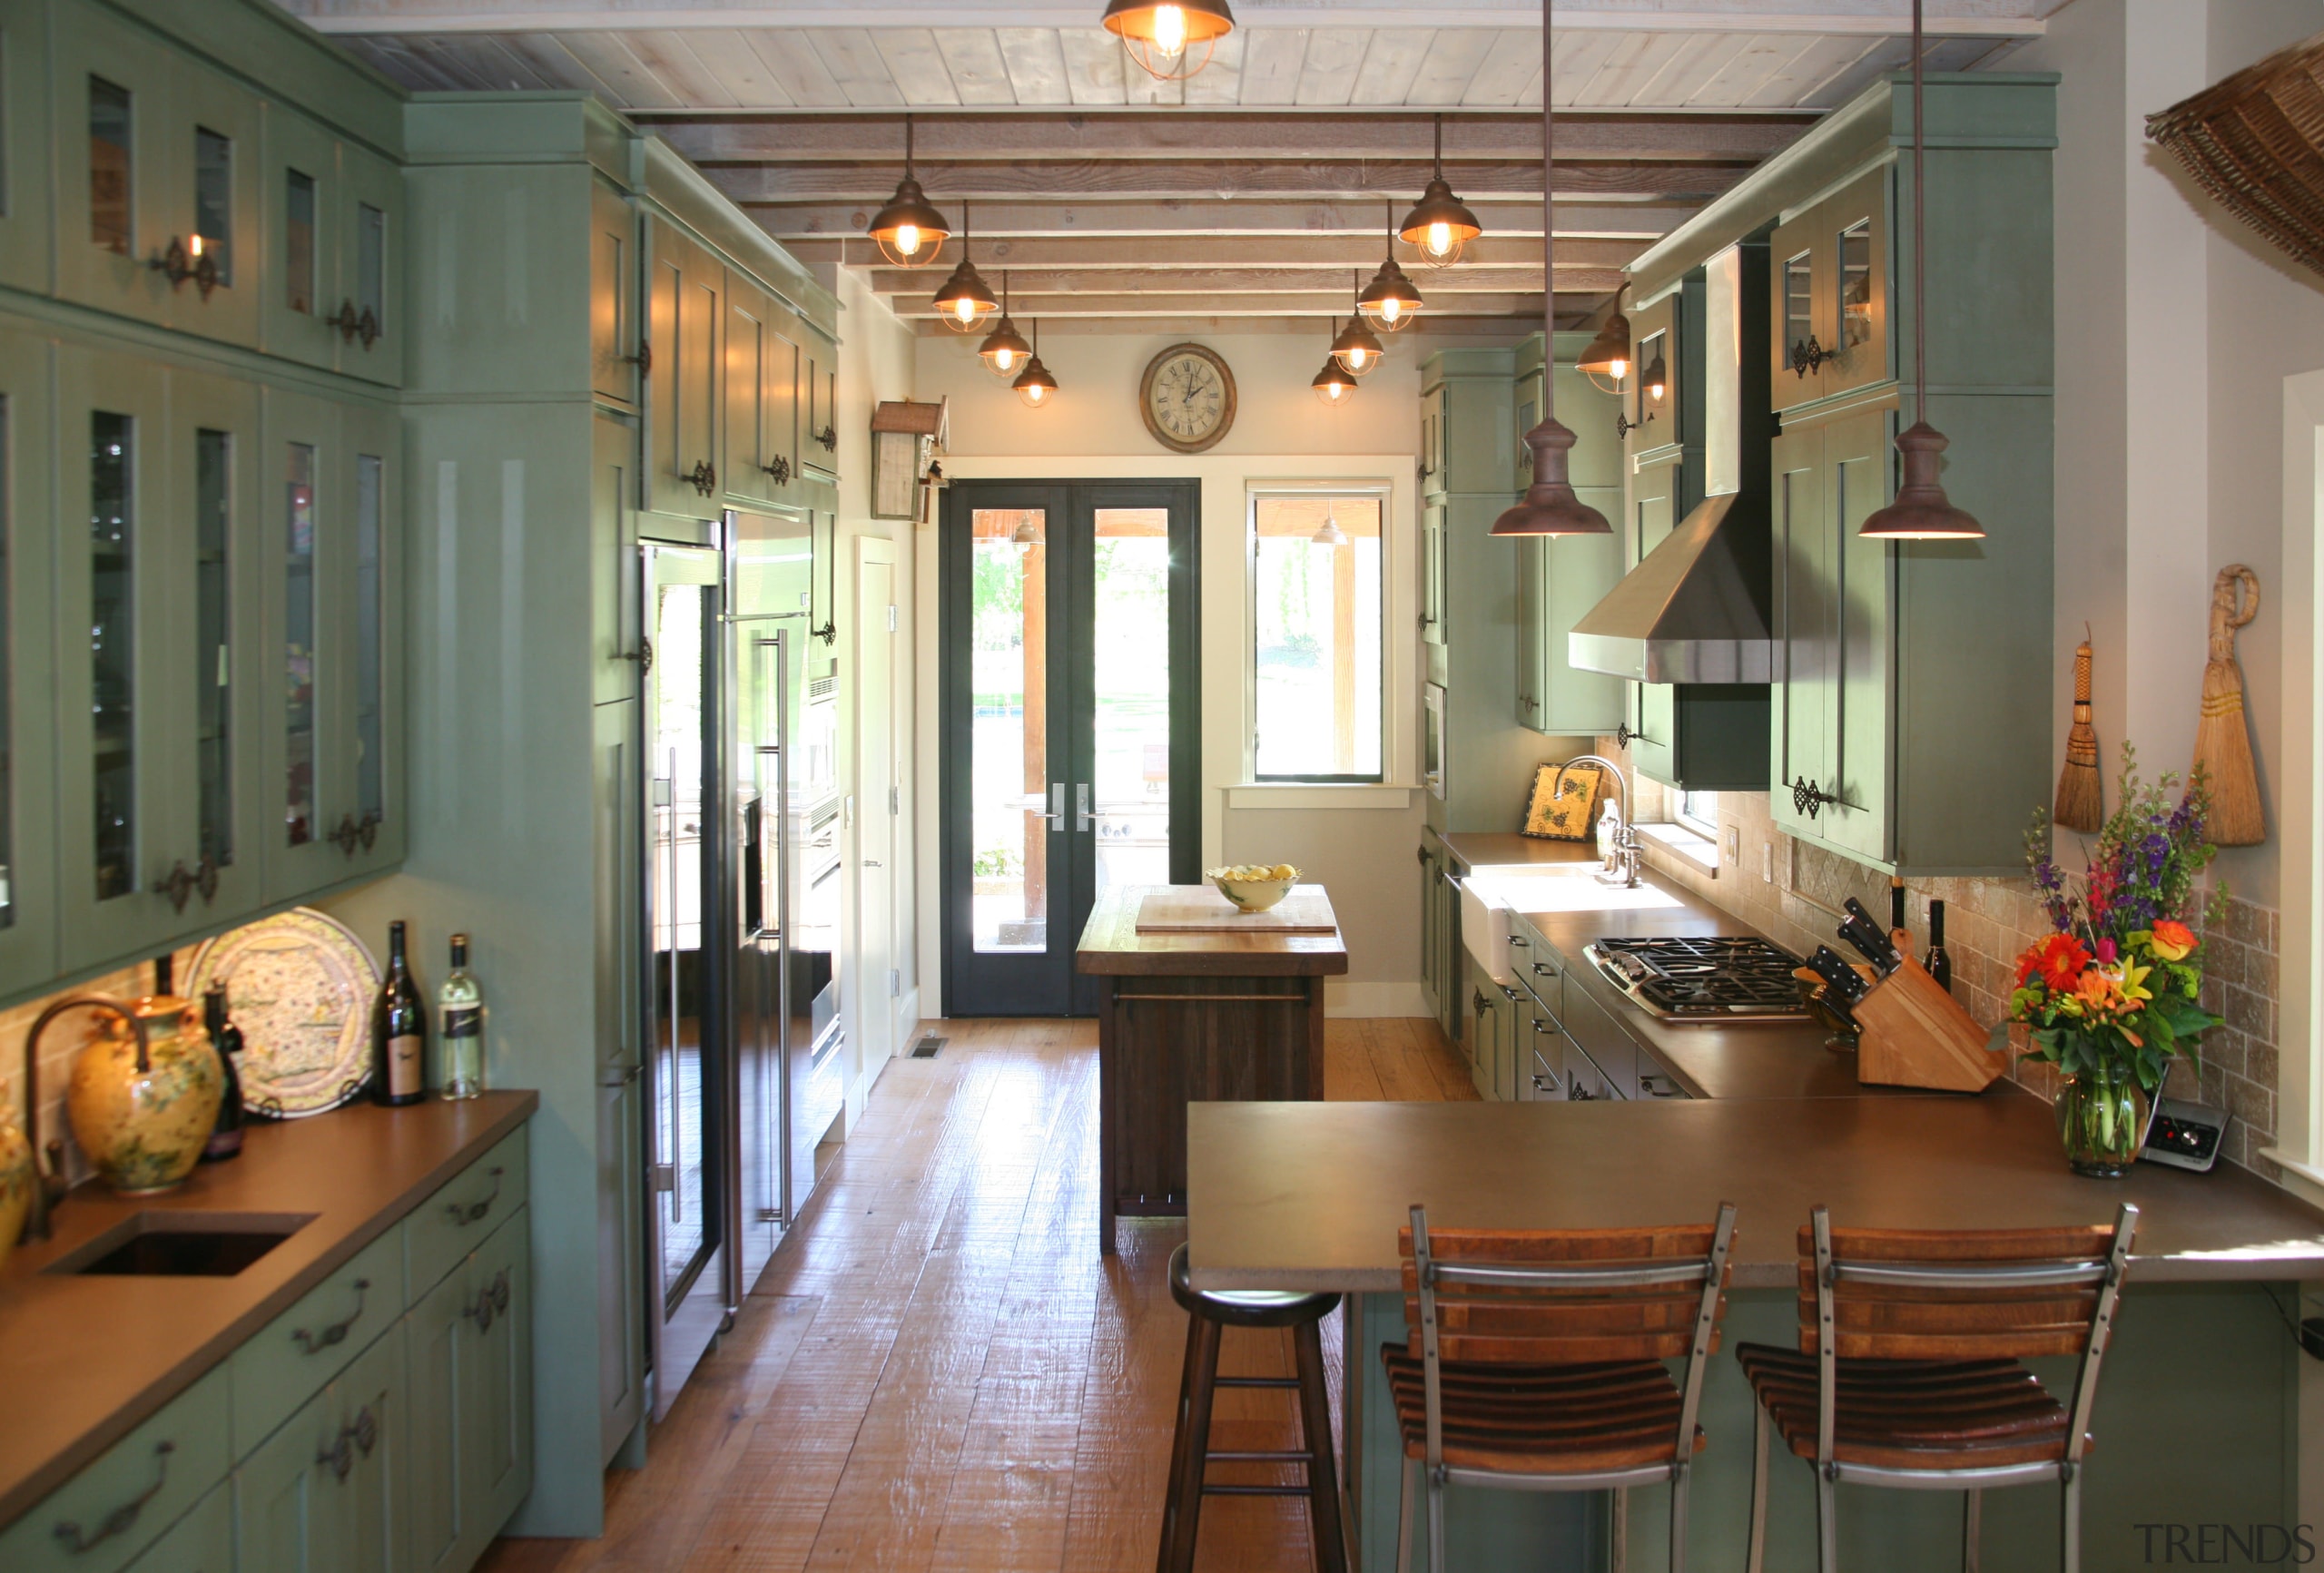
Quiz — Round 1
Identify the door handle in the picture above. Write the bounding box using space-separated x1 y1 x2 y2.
1039 782 1065 831
862 859 882 869
1076 783 1093 833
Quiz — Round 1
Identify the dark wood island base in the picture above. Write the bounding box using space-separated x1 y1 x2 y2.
1078 883 1349 1252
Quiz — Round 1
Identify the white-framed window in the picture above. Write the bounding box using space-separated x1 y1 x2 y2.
1676 790 1719 839
1248 487 1386 782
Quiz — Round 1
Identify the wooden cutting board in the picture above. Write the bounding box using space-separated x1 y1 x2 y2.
1136 885 1339 934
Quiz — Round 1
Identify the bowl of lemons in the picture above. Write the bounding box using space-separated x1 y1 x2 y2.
1207 863 1300 913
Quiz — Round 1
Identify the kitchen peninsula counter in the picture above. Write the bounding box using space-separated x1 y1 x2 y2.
0 1090 537 1526
1078 882 1346 1251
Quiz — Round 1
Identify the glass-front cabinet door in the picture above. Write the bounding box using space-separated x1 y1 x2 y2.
263 109 343 374
0 328 57 996
337 143 403 386
53 6 173 324
338 402 403 880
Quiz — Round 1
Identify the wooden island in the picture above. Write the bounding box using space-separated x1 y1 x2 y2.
1078 882 1348 1251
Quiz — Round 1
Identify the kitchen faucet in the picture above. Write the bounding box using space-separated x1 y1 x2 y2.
17 995 149 1243
1553 754 1640 889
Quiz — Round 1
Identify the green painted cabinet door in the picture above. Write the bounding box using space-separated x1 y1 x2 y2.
592 414 641 704
644 214 723 519
1416 842 1443 1022
52 5 176 327
1769 422 1830 841
261 107 345 374
1419 502 1447 648
592 695 647 1465
122 1483 232 1573
1419 385 1446 496
0 1 49 292
724 269 801 506
1627 460 1680 781
801 336 838 480
0 327 58 997
1513 536 1543 726
1512 368 1541 494
591 179 640 408
1813 168 1891 404
235 1326 408 1573
407 1211 535 1573
260 389 346 901
333 399 405 880
336 141 404 387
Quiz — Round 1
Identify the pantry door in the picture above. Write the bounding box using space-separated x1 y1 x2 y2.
939 480 1198 1017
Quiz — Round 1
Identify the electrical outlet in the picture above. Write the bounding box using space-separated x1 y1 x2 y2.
1760 841 1774 882
1723 826 1740 866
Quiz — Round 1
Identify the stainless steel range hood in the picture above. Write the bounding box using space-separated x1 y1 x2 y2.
1569 242 1773 685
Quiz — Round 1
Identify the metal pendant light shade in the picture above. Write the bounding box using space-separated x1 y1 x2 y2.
1578 288 1632 393
1311 506 1348 547
1101 0 1235 82
978 273 1032 377
1012 320 1059 408
1358 201 1423 331
1493 0 1610 537
1312 332 1358 405
868 115 949 269
1330 274 1386 376
1860 0 1984 540
1399 116 1482 268
930 203 999 332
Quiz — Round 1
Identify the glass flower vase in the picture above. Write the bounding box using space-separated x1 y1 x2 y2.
2056 1064 2150 1178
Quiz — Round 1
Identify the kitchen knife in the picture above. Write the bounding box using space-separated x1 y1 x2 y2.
1838 900 1904 975
1807 945 1870 1006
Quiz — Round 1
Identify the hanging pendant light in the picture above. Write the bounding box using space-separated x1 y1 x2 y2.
868 115 950 270
1312 323 1359 406
930 202 1000 333
1311 505 1348 547
1102 0 1235 83
1011 515 1044 548
1492 0 1610 538
1358 200 1424 332
1399 115 1483 270
1859 0 1984 541
1012 320 1059 408
1577 284 1632 394
978 270 1032 377
1330 271 1386 377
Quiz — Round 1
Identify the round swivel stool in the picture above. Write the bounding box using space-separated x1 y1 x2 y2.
1157 1242 1349 1573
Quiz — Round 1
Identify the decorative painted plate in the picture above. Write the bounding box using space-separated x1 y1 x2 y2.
186 908 380 1117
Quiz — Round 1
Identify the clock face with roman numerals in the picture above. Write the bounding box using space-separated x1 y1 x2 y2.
1139 343 1237 454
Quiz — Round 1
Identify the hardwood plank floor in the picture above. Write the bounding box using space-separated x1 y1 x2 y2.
482 1016 1475 1573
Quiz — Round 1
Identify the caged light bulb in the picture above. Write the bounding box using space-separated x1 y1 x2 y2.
1152 5 1187 57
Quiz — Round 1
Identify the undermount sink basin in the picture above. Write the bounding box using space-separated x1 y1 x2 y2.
46 1211 315 1277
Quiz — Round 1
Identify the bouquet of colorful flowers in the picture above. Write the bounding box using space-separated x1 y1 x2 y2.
2005 745 2225 1096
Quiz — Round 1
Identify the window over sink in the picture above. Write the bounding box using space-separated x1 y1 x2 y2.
1248 488 1384 782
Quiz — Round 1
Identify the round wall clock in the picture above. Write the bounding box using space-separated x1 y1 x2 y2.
1139 343 1237 454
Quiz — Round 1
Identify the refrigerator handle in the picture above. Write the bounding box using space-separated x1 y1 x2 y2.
771 628 792 1227
1076 782 1093 834
663 744 683 1224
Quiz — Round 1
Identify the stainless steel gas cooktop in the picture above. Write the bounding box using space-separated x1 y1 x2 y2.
1584 936 1810 1022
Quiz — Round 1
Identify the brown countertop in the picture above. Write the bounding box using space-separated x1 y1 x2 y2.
0 1090 536 1525
1184 1095 2324 1293
1438 831 1600 870
1077 883 1350 978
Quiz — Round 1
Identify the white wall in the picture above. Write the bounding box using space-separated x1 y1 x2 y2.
911 327 1475 1018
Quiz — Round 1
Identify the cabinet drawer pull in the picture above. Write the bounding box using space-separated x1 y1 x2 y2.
760 455 791 487
290 1278 370 1355
195 853 220 905
153 860 196 914
446 1166 504 1227
815 424 838 454
687 459 718 497
466 1267 513 1334
620 340 653 376
1639 1074 1684 1099
52 1440 172 1555
1790 776 1839 820
1789 334 1828 379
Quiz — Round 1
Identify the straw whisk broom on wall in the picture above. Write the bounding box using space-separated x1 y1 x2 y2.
2194 565 2265 845
2053 627 2102 833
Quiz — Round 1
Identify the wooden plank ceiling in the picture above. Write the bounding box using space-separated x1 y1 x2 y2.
286 0 2065 335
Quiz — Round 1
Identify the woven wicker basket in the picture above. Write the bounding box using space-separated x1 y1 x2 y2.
2148 29 2324 278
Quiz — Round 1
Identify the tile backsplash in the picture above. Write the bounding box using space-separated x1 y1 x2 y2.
1610 750 2283 1180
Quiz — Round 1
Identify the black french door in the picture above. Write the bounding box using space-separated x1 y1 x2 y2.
940 480 1199 1017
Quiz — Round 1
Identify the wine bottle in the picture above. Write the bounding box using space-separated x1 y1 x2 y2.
1889 875 1909 939
1924 900 1955 994
372 920 427 1106
202 983 245 1161
439 932 484 1100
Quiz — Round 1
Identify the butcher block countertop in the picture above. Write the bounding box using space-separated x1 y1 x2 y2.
0 1090 536 1525
1184 1095 2324 1293
1078 883 1349 977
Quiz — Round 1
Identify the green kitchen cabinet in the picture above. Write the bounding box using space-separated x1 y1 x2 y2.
0 1365 231 1573
644 211 724 521
1512 336 1626 739
1769 167 1890 416
1418 500 1446 649
0 0 49 292
0 325 59 998
54 348 266 975
802 337 839 479
1417 834 1462 1043
408 1211 535 1573
122 1484 233 1573
233 1322 409 1573
723 267 804 507
261 107 403 384
591 179 641 408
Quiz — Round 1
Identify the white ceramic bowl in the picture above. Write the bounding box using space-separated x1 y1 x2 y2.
1207 866 1298 913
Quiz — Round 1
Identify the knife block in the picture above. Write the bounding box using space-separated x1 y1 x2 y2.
1853 955 2007 1092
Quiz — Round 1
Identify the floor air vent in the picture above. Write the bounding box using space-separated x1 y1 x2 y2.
911 1036 946 1060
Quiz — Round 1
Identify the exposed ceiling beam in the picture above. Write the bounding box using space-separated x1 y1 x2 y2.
890 289 1582 318
749 198 1692 241
706 158 1744 202
780 233 1642 269
871 266 1581 297
651 111 1813 162
911 313 1594 339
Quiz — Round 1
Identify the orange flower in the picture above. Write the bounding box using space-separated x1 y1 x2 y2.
2149 919 2197 962
2017 933 2093 992
2074 969 2118 1010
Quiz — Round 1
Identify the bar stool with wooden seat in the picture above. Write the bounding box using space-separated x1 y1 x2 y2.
1390 1202 1739 1573
1157 1242 1348 1573
1736 1203 2138 1573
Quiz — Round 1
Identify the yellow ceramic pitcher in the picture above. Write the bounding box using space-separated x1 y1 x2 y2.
66 995 223 1196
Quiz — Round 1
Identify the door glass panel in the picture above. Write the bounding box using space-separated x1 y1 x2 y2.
1091 508 1170 901
1785 251 1813 362
1838 220 1872 351
92 413 133 900
969 508 1047 953
285 170 316 315
194 128 231 285
284 443 316 847
196 429 231 867
353 454 383 827
356 203 385 332
648 577 712 1292
89 77 131 255
1252 494 1384 781
0 398 9 926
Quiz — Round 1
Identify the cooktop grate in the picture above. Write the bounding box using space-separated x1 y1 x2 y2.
1589 936 1808 1020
